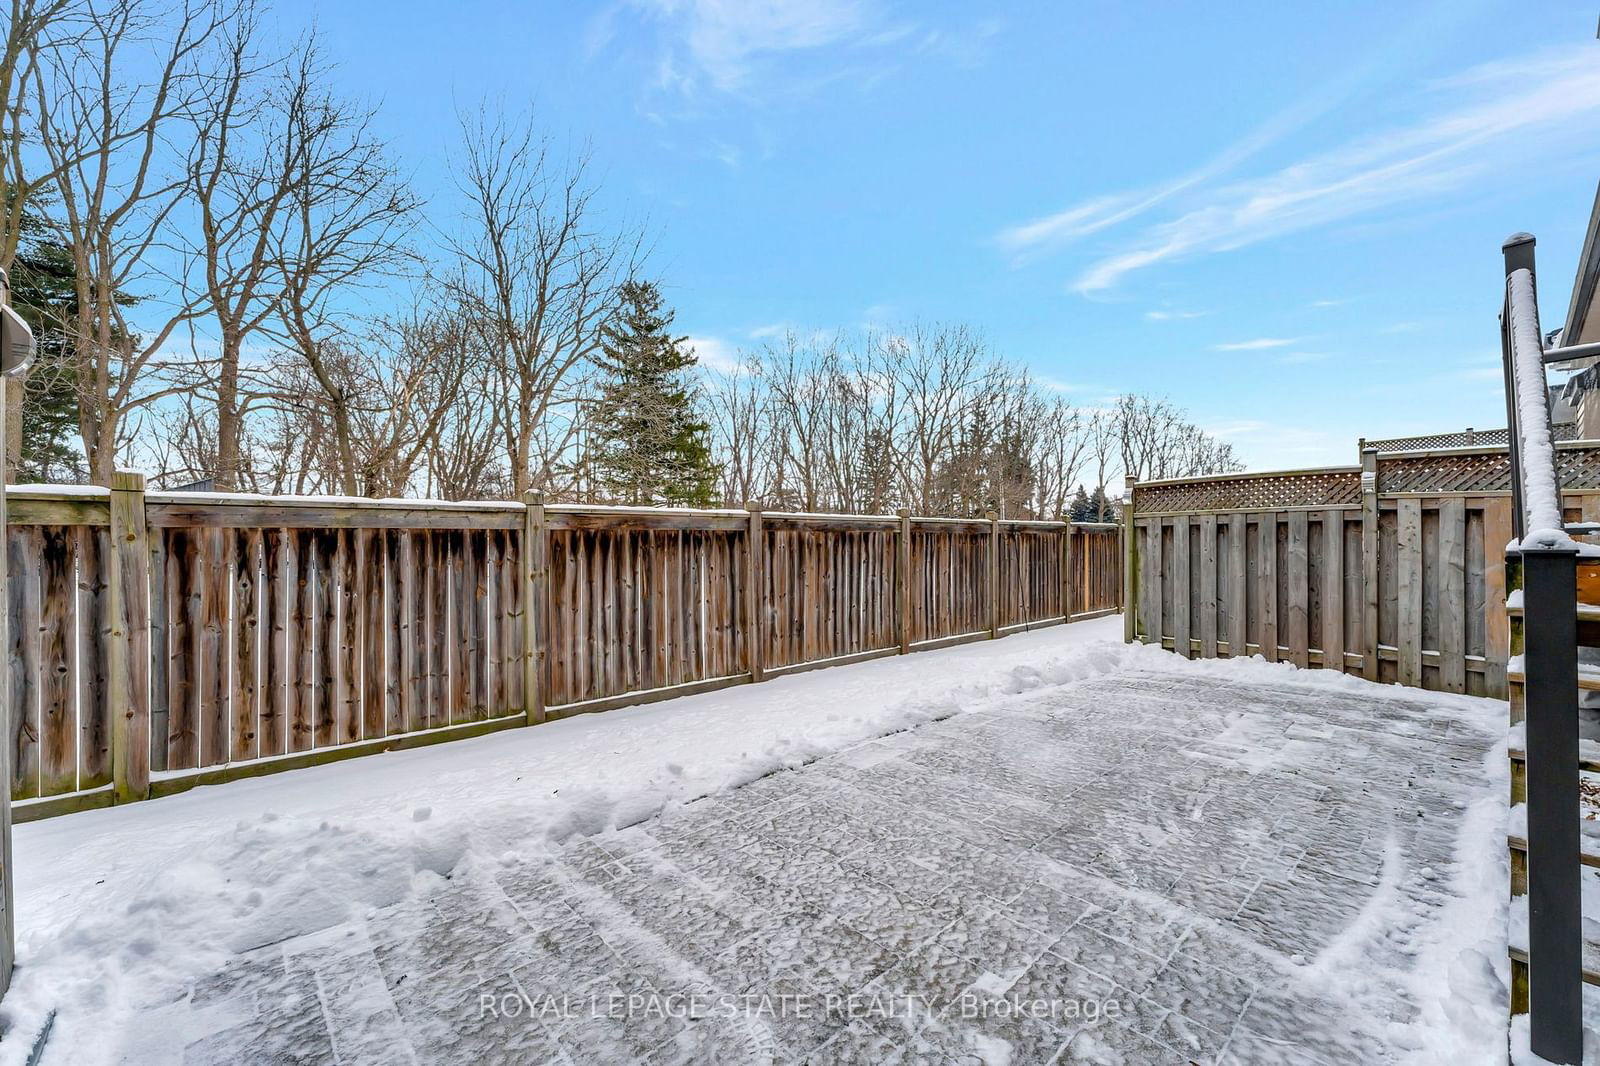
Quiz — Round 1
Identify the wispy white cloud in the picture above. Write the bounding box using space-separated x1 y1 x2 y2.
1144 309 1209 321
685 334 744 373
628 0 874 94
1000 45 1600 294
1212 337 1302 351
1278 351 1333 365
1310 298 1349 308
747 321 789 339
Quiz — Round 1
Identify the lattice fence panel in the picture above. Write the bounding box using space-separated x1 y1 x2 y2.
1134 470 1362 514
1365 424 1579 453
1377 451 1513 493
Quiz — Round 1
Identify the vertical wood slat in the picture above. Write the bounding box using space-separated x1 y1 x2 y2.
1396 499 1424 688
1320 510 1344 673
337 524 363 739
148 528 168 772
1483 496 1514 698
747 507 765 681
987 513 1000 639
314 531 337 746
1227 514 1247 658
108 472 150 803
200 527 227 768
1438 498 1467 694
524 494 547 724
1139 522 1159 642
500 529 523 715
8 528 39 799
1258 514 1278 662
447 531 467 724
486 532 505 716
360 529 386 737
261 530 287 758
1285 511 1310 669
37 527 73 796
165 528 198 769
405 531 425 732
1198 515 1217 658
77 527 110 790
428 531 449 727
291 529 316 752
390 530 414 733
1361 451 1380 680
1171 518 1191 657
230 528 261 763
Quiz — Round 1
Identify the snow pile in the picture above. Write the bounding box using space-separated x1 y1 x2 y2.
0 618 1139 1062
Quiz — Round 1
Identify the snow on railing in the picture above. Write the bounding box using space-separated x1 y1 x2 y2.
1508 267 1565 547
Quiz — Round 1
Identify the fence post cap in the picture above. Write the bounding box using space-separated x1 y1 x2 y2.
1502 231 1536 251
109 470 146 492
522 491 544 507
985 510 998 521
744 501 762 513
896 507 910 518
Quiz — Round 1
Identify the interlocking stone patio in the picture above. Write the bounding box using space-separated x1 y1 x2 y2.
138 668 1493 1065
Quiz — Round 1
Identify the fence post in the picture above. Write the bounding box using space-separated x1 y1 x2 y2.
1360 450 1379 681
987 511 1000 638
1122 483 1137 641
1522 541 1584 1064
746 504 765 683
107 471 150 804
1061 517 1074 623
897 508 911 654
522 492 547 725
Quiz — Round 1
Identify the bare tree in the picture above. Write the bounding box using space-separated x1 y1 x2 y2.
2 0 80 473
265 44 418 494
1114 393 1243 483
29 0 231 482
447 108 638 496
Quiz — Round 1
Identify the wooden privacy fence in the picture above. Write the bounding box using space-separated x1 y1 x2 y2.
1125 441 1600 697
5 481 1122 819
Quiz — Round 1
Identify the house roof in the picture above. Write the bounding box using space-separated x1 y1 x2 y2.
1562 180 1600 347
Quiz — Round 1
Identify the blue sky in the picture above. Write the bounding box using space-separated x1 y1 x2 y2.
289 0 1600 471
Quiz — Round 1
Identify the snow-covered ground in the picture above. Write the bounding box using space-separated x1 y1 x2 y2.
0 617 1516 1064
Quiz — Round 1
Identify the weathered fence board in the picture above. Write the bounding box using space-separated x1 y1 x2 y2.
7 489 1123 813
1124 444 1600 697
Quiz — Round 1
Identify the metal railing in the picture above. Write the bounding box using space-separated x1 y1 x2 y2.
1501 231 1583 1063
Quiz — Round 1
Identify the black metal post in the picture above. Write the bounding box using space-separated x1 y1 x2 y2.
1523 542 1583 1063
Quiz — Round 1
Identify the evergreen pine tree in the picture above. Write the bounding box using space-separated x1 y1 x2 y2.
591 281 720 506
1067 485 1093 521
8 208 135 483
1090 484 1114 522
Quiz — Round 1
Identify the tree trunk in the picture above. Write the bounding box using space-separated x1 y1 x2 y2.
4 377 21 481
214 329 241 491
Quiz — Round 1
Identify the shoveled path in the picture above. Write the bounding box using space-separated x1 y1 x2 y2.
147 668 1494 1065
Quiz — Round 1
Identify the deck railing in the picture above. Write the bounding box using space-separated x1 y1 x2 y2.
1501 232 1583 1063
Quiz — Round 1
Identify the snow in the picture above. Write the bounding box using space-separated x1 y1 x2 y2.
5 484 108 497
1509 268 1568 550
1 617 1132 1062
0 618 1520 1064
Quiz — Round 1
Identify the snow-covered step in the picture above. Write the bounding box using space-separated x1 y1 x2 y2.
1507 835 1600 869
1505 601 1600 622
1509 885 1600 988
1506 748 1600 774
1506 662 1600 690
